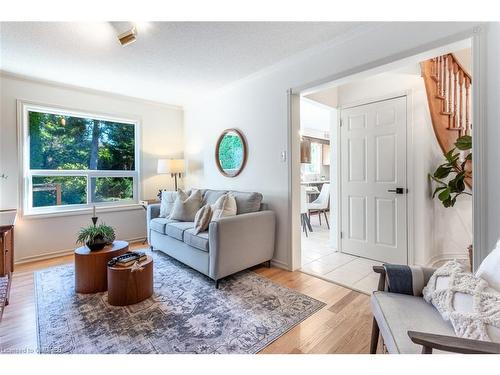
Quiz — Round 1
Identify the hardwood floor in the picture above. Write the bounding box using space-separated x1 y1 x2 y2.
0 245 374 354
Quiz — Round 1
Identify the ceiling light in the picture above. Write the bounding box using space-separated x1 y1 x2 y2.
117 27 137 47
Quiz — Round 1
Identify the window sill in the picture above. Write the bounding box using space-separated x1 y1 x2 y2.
22 204 144 220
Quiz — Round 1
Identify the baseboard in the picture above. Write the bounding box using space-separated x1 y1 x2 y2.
270 258 290 271
14 236 146 265
426 252 469 268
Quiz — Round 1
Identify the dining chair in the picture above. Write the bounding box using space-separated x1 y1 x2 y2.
300 186 313 236
307 183 330 229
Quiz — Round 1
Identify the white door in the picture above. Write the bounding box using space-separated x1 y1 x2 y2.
340 96 407 264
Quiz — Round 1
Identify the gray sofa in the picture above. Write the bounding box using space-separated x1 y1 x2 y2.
147 189 276 287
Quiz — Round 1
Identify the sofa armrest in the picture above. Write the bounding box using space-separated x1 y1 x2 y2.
373 265 437 294
373 266 386 292
147 203 161 221
208 210 276 280
146 204 161 245
408 330 500 354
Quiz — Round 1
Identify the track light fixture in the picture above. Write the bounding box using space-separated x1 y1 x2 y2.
117 27 137 46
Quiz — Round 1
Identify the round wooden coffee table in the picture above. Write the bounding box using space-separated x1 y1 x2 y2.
107 256 153 306
74 240 129 293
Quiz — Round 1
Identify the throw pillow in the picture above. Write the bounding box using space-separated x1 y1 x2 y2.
193 205 212 234
423 260 500 342
159 190 176 218
169 189 202 222
476 239 500 291
211 193 237 221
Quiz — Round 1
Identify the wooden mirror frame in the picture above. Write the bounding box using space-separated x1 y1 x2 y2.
215 128 248 178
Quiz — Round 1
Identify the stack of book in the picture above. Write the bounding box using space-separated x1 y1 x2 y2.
108 251 147 267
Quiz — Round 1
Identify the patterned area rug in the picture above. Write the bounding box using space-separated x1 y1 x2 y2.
0 275 8 321
35 250 325 354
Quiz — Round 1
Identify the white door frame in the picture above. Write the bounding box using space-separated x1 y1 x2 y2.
287 27 486 272
338 92 413 264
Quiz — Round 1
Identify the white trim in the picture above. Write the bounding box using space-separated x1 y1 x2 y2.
14 237 146 265
1 70 183 111
472 26 487 271
17 100 141 217
426 252 470 268
21 203 143 220
270 258 289 271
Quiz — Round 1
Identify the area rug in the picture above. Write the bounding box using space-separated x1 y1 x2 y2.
35 249 325 354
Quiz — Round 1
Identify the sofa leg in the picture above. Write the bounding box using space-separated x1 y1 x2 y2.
370 318 380 354
150 245 154 251
266 260 271 268
215 280 220 289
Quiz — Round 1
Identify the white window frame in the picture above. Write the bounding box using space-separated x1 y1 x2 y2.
18 100 141 217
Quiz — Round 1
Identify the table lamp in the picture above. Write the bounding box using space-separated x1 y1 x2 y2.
157 158 185 192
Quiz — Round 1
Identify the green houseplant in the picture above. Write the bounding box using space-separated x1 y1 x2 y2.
77 222 116 251
429 135 472 208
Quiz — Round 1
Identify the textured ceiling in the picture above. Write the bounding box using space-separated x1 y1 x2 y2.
0 22 362 106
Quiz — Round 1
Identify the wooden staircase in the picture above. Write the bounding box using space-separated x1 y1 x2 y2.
421 53 472 186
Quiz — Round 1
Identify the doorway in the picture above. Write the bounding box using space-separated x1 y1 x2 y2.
294 39 475 294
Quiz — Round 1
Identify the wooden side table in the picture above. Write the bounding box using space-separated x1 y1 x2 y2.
0 210 16 318
107 256 153 306
74 240 129 293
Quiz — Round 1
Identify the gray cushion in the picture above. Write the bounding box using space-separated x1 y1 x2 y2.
371 291 455 354
229 191 263 214
165 222 195 241
183 228 210 252
150 218 177 234
202 190 228 206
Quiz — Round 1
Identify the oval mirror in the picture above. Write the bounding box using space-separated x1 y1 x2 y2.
215 128 247 177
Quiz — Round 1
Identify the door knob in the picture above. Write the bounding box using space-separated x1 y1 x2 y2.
387 188 405 194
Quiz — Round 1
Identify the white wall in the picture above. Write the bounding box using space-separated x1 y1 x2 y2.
0 73 184 263
336 70 472 266
184 22 491 270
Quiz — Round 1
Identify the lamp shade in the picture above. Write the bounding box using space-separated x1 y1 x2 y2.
157 159 185 174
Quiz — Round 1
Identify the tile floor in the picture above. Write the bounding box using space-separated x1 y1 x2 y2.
300 215 382 295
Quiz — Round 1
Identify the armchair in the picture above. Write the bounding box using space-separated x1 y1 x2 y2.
370 265 500 354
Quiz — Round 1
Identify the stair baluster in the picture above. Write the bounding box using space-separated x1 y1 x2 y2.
420 52 472 187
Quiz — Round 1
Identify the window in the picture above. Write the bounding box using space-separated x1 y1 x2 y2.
304 142 322 175
21 102 139 215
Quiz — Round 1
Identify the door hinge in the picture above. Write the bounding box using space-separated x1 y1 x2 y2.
340 119 343 127
340 231 343 239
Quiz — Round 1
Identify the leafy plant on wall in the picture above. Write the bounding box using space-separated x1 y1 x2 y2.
429 135 472 207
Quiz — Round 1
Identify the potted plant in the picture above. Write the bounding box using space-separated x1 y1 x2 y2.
429 134 473 269
77 222 116 251
429 135 472 207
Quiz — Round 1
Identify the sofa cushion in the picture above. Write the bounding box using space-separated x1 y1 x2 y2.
211 193 237 221
150 218 177 234
371 291 455 354
159 190 176 218
203 189 228 206
423 260 500 342
170 189 203 221
165 221 195 241
476 239 500 291
194 204 212 234
229 191 263 214
183 228 210 252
